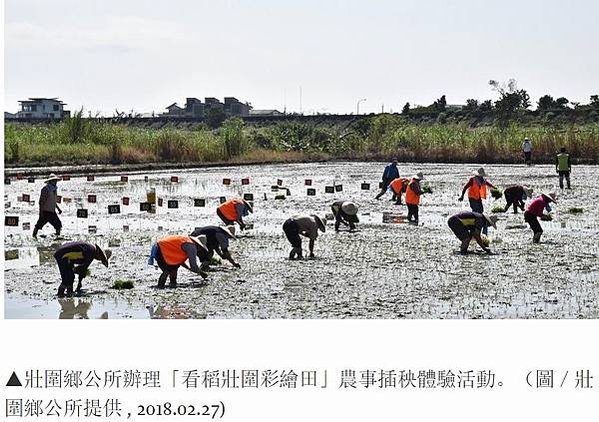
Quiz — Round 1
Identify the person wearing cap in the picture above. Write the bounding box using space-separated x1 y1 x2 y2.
386 177 410 205
153 235 208 288
33 173 63 239
503 185 534 214
375 159 400 200
447 211 497 254
283 214 326 259
555 147 572 189
459 167 496 234
524 192 557 243
331 200 359 231
190 225 240 270
54 241 111 296
405 172 424 225
522 137 533 165
216 198 253 230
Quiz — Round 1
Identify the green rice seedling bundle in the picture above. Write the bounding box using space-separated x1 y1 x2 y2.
422 184 433 194
540 214 553 221
112 279 134 290
491 206 505 213
490 188 503 199
567 207 584 214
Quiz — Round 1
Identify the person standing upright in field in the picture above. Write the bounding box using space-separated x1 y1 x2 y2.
33 174 63 239
459 168 496 234
522 137 533 165
375 159 399 200
556 147 572 189
405 172 424 225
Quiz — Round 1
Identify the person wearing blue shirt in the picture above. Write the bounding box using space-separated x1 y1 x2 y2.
375 159 400 200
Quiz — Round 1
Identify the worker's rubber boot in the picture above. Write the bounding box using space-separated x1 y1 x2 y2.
168 270 178 287
157 271 169 289
32 227 38 239
533 232 542 244
460 239 470 254
292 247 303 260
57 284 66 297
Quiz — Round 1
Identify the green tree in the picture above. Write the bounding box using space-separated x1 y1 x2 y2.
537 95 555 110
206 107 226 129
402 102 410 114
464 99 479 111
555 97 569 109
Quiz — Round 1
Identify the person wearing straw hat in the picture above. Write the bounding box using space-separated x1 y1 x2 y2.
216 198 253 230
331 200 359 231
503 185 534 214
190 225 240 270
33 173 63 239
405 172 425 225
153 234 209 288
524 192 557 243
459 167 496 234
447 212 497 254
283 214 326 259
54 241 112 296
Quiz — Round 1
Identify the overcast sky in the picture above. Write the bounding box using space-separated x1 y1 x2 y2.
4 0 599 115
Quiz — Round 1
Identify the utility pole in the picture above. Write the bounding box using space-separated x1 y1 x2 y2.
356 98 366 115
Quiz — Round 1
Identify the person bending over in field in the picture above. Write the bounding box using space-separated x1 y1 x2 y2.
149 235 208 288
447 211 497 255
190 225 240 270
331 200 359 231
503 185 533 214
375 159 400 200
386 177 410 205
524 192 557 243
282 214 326 259
54 241 111 296
216 198 253 230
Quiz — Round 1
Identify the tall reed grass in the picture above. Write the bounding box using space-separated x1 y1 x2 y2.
4 115 598 165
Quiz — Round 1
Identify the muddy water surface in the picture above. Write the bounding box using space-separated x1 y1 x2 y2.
4 162 599 319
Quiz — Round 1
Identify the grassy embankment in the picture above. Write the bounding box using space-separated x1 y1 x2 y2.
5 114 599 166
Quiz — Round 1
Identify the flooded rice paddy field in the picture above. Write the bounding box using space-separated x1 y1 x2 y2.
4 162 599 319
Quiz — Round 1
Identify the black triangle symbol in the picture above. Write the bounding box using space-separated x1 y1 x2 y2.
6 372 22 387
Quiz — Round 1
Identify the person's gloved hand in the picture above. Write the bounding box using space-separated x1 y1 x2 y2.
458 196 464 202
484 248 492 254
309 253 315 258
233 262 241 269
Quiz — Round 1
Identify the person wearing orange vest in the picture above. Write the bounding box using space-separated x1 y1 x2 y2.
405 172 424 224
387 177 410 205
152 235 208 288
216 198 253 230
459 167 496 234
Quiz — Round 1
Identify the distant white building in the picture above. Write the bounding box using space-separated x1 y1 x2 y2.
249 109 284 116
17 98 70 119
